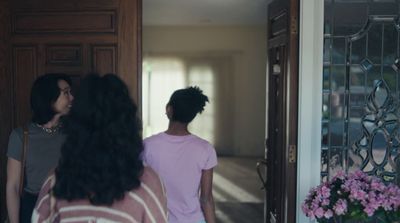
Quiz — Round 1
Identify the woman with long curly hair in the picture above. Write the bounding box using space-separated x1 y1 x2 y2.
32 74 167 223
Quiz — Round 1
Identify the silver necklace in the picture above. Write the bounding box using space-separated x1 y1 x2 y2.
35 123 61 134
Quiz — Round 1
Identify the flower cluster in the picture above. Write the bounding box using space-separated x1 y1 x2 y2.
302 171 400 223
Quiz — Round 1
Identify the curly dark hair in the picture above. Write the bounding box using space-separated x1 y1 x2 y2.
30 73 72 124
53 73 144 205
168 86 209 123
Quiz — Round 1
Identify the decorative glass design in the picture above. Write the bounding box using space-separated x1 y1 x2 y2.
350 80 400 183
392 58 400 71
360 58 373 71
321 1 400 184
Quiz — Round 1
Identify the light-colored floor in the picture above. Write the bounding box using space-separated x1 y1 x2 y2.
214 157 264 223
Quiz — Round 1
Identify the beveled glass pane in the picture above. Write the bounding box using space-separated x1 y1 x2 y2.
322 93 330 120
328 147 344 179
383 66 397 91
373 81 389 109
332 38 346 64
324 38 331 63
385 118 397 135
392 58 400 72
383 24 397 65
350 93 365 107
367 66 382 88
333 3 368 36
383 163 394 174
324 1 332 35
349 106 364 118
351 36 366 64
330 119 344 146
360 58 374 71
323 66 330 90
331 66 346 89
350 65 365 87
331 92 344 119
348 114 362 145
322 123 329 146
371 131 387 165
363 118 376 135
364 162 374 172
321 149 328 172
367 24 383 64
348 148 362 172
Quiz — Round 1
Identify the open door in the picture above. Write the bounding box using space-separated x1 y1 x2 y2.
259 0 299 222
0 0 141 220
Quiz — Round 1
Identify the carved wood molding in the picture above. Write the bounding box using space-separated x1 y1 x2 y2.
92 44 117 75
12 10 117 34
46 44 82 65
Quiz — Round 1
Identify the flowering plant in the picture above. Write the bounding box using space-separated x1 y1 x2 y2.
302 170 400 223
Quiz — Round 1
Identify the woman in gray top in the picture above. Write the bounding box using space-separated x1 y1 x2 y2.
6 73 74 223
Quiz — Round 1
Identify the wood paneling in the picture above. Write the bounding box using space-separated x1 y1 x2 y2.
13 11 116 34
92 45 117 74
0 0 12 221
46 45 82 65
13 46 37 126
118 0 141 104
0 1 142 219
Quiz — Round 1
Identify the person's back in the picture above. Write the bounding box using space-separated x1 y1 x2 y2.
143 86 217 223
32 74 168 223
144 133 216 222
33 167 166 222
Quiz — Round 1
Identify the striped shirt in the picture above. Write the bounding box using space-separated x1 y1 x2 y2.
32 167 168 223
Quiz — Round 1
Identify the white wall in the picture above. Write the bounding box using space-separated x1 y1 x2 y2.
143 26 267 157
297 0 324 222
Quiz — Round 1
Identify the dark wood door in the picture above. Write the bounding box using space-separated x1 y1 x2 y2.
264 0 299 222
0 0 141 220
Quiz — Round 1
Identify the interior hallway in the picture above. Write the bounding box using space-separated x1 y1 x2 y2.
214 157 264 223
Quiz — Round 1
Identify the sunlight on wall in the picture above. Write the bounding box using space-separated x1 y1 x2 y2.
142 58 185 137
188 65 215 144
142 57 215 145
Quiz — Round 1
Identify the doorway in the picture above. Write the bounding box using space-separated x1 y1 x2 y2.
142 0 268 222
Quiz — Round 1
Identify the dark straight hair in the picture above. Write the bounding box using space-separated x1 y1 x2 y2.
30 73 72 125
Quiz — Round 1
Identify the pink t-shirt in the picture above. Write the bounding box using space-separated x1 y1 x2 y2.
143 132 218 223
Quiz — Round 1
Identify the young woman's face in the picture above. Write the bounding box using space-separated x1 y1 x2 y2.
53 79 73 115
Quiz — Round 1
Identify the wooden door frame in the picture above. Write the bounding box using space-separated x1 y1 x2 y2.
266 0 299 222
0 0 13 220
0 0 142 220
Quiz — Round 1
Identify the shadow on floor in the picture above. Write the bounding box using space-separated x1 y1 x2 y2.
214 157 264 223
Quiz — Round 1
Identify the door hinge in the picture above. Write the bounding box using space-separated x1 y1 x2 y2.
288 144 296 163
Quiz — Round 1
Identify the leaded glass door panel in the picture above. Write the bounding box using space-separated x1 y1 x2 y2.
322 0 400 184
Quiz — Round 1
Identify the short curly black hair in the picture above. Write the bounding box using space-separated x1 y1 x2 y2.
30 73 72 124
53 73 144 205
168 86 209 123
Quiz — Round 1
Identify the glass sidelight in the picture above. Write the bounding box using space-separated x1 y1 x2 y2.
322 0 400 184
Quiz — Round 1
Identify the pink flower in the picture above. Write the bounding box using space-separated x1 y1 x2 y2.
314 207 325 218
333 199 347 215
324 209 333 218
302 170 400 221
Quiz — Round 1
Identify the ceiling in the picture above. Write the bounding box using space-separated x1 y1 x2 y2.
143 0 270 26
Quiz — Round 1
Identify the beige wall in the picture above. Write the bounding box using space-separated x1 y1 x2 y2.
143 25 266 157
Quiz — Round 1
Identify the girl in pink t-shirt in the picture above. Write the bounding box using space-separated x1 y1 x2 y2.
143 86 217 223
